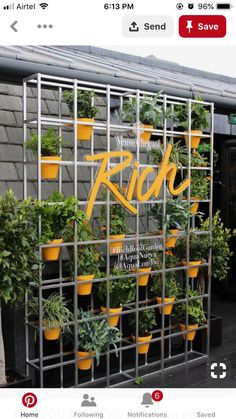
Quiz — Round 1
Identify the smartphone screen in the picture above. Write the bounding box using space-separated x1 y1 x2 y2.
0 1 235 417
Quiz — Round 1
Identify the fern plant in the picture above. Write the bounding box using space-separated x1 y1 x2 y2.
26 129 61 157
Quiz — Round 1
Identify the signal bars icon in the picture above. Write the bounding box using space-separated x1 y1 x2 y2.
4 3 14 9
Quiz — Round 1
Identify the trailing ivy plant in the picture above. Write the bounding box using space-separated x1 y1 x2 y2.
29 293 72 330
123 92 169 127
200 211 236 282
100 188 127 235
26 129 61 157
66 309 121 365
175 96 209 131
63 90 99 119
150 198 192 233
129 306 157 336
174 289 205 324
0 190 40 384
97 268 136 308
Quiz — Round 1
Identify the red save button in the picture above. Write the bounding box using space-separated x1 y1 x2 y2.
179 15 226 38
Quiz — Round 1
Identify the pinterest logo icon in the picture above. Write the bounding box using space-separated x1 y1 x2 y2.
22 393 38 408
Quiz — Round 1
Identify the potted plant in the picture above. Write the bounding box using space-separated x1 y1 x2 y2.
26 128 61 180
122 92 166 142
129 306 156 354
97 268 136 327
177 234 205 278
175 289 205 341
63 90 98 141
184 171 209 214
100 188 127 254
175 96 209 149
67 309 121 370
37 192 84 262
151 252 179 315
151 140 188 178
29 293 72 341
150 198 191 248
0 191 40 385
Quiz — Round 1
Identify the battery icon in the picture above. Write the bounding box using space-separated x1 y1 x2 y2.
216 3 232 9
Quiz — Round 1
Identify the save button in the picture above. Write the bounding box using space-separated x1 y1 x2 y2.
179 15 226 38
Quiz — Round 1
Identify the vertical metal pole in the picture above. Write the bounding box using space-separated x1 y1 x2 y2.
58 86 63 387
106 85 111 387
135 90 140 379
73 80 78 388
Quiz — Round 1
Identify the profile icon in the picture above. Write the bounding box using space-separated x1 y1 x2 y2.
81 394 97 407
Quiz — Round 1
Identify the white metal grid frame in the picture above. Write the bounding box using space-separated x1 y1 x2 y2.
23 73 214 388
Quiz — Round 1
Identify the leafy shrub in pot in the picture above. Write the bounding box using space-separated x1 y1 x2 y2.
174 289 205 341
129 306 157 354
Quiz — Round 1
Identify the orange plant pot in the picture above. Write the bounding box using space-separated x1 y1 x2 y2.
137 267 152 286
182 260 201 278
184 130 202 149
44 326 61 341
160 229 178 248
180 323 198 341
41 156 61 180
77 274 95 296
156 297 175 315
77 118 94 141
132 333 152 354
77 351 95 370
140 124 153 142
109 234 125 255
101 306 123 327
42 238 63 262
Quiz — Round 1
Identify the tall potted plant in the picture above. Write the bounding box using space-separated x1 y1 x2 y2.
129 306 156 354
100 188 127 254
63 90 98 141
175 289 205 341
0 191 40 385
26 129 61 180
37 192 84 262
122 93 166 142
150 198 191 248
151 252 179 315
66 309 121 370
29 293 72 341
177 234 205 278
175 96 209 149
97 268 136 327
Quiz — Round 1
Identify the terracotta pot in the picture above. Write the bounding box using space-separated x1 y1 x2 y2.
182 260 201 278
44 326 61 341
180 323 198 341
132 333 152 354
160 229 178 248
41 156 61 180
109 234 125 254
77 351 95 370
184 130 202 149
156 296 175 315
137 267 152 286
140 124 153 142
101 306 123 327
77 118 94 141
42 238 63 262
77 274 95 296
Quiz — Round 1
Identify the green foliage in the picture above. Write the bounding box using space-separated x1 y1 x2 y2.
129 306 157 335
26 129 61 157
0 190 40 304
37 192 86 242
67 309 121 365
177 234 205 261
97 268 136 308
123 92 169 127
191 150 208 167
100 188 127 235
63 90 98 119
175 96 209 131
188 171 209 199
200 211 236 282
151 140 189 176
174 289 205 324
151 275 179 298
150 198 191 233
29 293 72 330
135 376 144 385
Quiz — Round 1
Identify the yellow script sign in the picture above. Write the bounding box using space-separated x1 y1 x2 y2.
85 144 190 219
